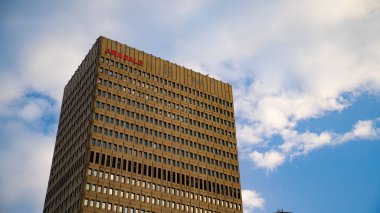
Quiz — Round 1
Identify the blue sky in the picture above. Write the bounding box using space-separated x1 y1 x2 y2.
1 0 380 212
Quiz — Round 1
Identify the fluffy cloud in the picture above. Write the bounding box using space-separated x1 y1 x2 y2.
340 119 380 141
269 118 380 168
250 150 286 171
280 130 333 157
237 124 264 147
242 189 265 212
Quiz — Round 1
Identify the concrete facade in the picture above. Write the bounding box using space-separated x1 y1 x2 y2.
44 36 242 213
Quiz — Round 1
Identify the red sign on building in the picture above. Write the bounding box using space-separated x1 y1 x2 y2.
105 48 143 66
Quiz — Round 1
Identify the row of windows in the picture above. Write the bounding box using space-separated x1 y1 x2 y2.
57 70 94 142
91 133 237 172
46 149 85 200
100 57 233 109
45 42 101 213
90 137 239 183
51 119 88 178
96 85 234 139
53 62 96 166
44 169 83 212
93 112 237 160
60 60 96 123
54 118 88 167
84 199 152 213
87 168 242 211
88 152 241 199
94 100 237 149
97 78 234 129
84 198 225 213
45 53 97 212
98 68 234 122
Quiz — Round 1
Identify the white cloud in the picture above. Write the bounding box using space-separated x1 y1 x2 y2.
242 189 265 212
22 36 86 100
280 130 333 157
18 101 43 121
339 119 380 142
250 150 285 171
247 118 380 170
0 121 55 212
0 75 25 110
237 124 264 146
17 98 55 122
351 120 379 138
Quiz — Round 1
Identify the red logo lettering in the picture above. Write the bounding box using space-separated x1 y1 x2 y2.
104 49 143 66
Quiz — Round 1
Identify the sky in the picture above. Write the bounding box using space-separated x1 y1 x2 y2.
0 0 380 212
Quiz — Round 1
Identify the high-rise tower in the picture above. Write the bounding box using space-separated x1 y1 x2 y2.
44 36 242 213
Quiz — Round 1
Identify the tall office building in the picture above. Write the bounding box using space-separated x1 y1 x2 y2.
44 36 242 213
